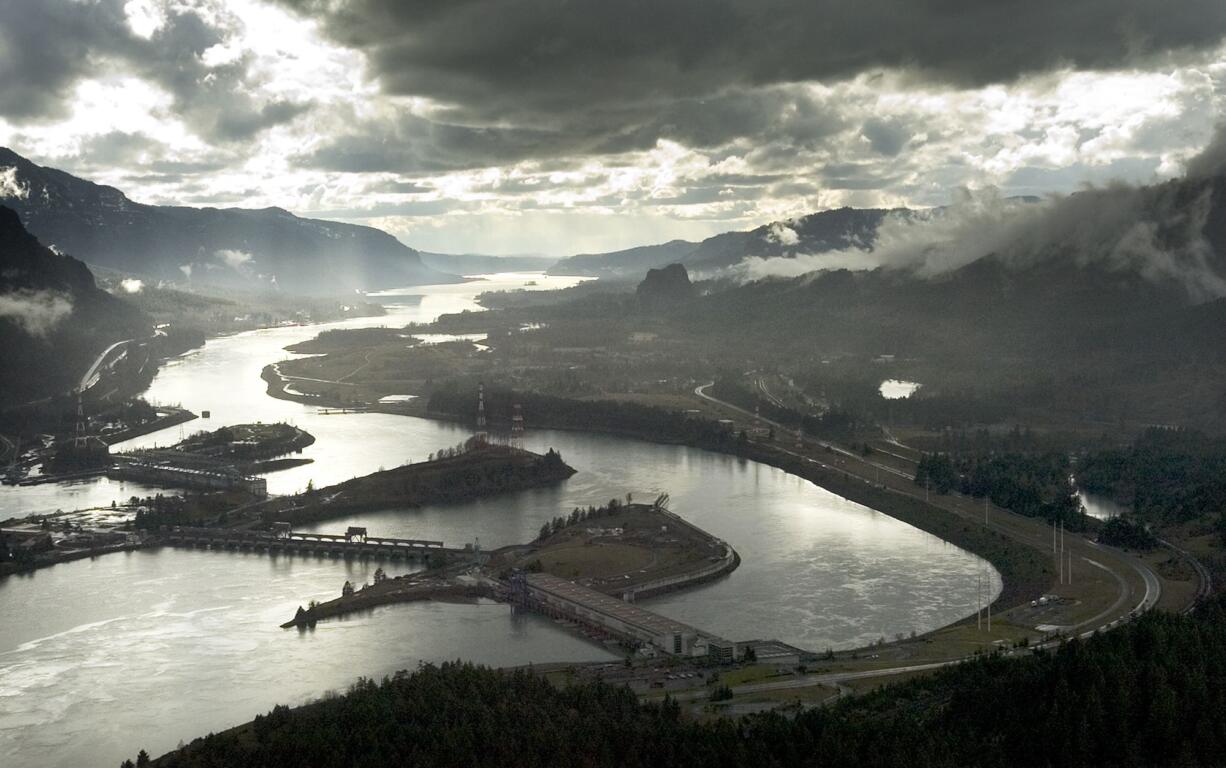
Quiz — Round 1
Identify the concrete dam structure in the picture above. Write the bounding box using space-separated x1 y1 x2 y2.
157 525 451 561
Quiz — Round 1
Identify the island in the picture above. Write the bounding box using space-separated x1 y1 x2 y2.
278 497 742 648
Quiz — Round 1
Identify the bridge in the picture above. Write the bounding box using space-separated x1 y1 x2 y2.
157 525 450 561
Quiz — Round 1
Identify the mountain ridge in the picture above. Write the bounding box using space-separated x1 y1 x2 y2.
547 207 900 278
0 205 148 404
0 148 459 295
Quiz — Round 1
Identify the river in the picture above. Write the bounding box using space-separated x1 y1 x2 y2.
0 273 1000 767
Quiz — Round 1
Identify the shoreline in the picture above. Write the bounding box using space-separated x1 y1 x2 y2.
260 365 1038 615
0 541 143 578
279 502 743 643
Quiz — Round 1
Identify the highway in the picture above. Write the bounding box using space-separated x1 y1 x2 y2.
77 338 131 393
1160 536 1213 613
688 380 1191 673
665 661 958 703
694 382 913 481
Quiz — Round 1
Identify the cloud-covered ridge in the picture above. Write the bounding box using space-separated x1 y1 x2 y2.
734 129 1226 301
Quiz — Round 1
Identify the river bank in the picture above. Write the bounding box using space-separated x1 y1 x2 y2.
1 443 576 578
0 539 143 578
356 383 1032 615
262 443 576 527
260 365 1030 613
280 576 489 628
279 502 742 655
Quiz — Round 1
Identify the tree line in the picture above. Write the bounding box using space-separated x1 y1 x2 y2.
536 496 632 541
1080 428 1226 538
915 451 1087 529
428 382 738 449
142 595 1226 767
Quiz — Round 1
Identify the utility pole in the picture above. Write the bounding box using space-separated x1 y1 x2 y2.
510 403 525 449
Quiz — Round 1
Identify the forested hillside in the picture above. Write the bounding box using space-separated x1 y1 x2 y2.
1080 429 1226 535
547 208 894 278
0 148 456 294
146 596 1226 767
0 206 147 404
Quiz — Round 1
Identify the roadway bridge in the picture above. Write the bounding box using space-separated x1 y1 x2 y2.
157 525 451 561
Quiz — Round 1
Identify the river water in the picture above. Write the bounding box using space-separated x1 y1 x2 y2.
0 273 1000 767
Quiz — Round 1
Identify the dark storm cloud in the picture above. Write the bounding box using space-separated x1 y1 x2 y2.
861 118 911 156
0 0 309 142
298 86 846 172
211 99 313 141
300 115 567 173
278 0 1226 122
649 185 766 206
1185 122 1226 178
0 0 129 120
816 161 905 190
704 172 791 187
29 130 233 183
366 179 434 194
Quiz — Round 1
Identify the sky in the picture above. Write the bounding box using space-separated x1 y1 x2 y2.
0 0 1225 257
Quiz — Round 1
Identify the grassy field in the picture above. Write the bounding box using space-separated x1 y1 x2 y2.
717 665 793 687
504 504 727 592
535 542 656 580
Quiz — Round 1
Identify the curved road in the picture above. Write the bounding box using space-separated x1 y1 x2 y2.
688 380 1187 691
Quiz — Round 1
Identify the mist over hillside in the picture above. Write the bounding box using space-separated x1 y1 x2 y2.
0 206 147 403
734 174 1226 301
551 126 1226 304
547 208 895 279
419 251 557 275
0 148 458 295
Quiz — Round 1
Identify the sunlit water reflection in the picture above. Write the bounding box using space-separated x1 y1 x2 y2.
0 273 998 767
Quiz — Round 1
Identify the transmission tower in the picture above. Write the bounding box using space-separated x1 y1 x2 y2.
73 395 88 448
475 382 488 444
510 403 525 449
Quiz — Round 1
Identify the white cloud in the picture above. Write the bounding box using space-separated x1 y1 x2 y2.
0 166 28 199
119 278 144 293
765 221 800 246
733 177 1226 300
123 0 166 40
0 1 1221 256
0 290 73 336
214 248 253 268
179 263 193 278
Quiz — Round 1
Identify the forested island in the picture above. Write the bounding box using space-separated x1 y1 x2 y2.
264 442 575 525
